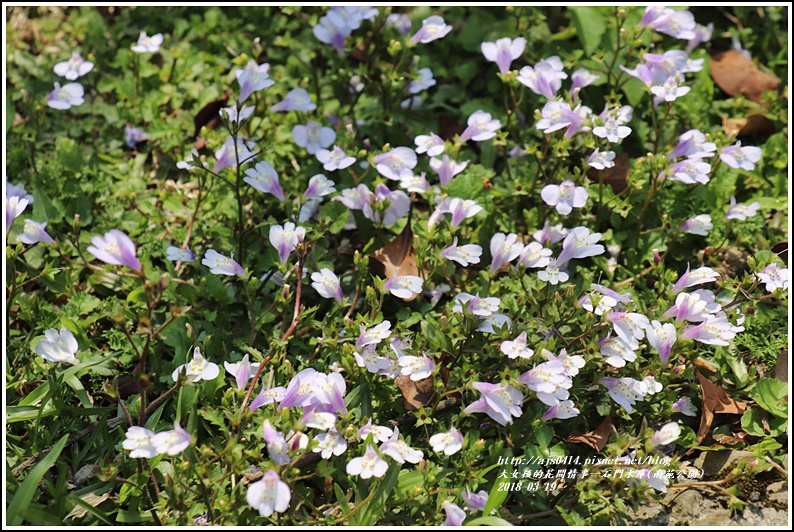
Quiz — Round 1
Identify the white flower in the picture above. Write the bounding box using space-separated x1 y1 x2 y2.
379 428 423 464
649 422 681 448
131 31 163 53
313 429 348 459
246 470 291 517
428 427 464 455
398 355 435 381
383 274 423 299
408 15 452 45
53 51 94 80
46 82 84 110
680 214 713 236
311 268 344 304
725 196 760 221
202 249 246 277
316 146 356 171
537 260 568 285
172 347 220 383
408 67 436 94
122 426 159 459
500 332 534 359
346 444 388 479
441 237 482 267
35 327 79 365
152 421 192 455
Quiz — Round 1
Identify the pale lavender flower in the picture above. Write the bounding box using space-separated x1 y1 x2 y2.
516 241 552 269
429 427 464 455
400 173 431 194
383 274 423 300
46 82 84 110
249 383 287 412
53 51 94 80
414 133 445 156
152 421 192 456
680 214 713 236
379 428 423 464
500 331 534 359
246 470 291 517
270 222 306 265
35 327 79 365
570 68 600 101
644 8 697 40
397 354 435 381
668 129 717 160
236 62 275 103
317 146 356 172
490 232 524 273
17 219 54 245
293 121 336 155
311 268 344 304
542 400 580 420
373 147 417 181
459 110 501 142
687 23 714 53
346 444 388 479
131 31 163 53
537 260 568 285
270 87 316 112
649 422 681 448
279 368 347 414
477 313 512 334
122 426 159 459
464 381 524 426
224 354 261 391
651 74 690 102
663 289 721 323
124 125 149 148
540 179 588 215
313 428 348 459
244 161 285 201
452 293 500 317
587 148 616 170
481 37 526 74
532 221 568 246
357 421 393 443
517 56 567 99
679 315 742 346
447 198 483 228
441 237 482 267
213 137 256 173
607 311 650 345
172 347 220 383
543 348 585 377
356 321 391 349
88 229 142 271
725 196 760 220
202 249 246 277
442 501 466 526
645 320 677 364
720 142 762 171
535 101 576 134
364 183 410 227
599 377 646 412
408 67 436 94
672 264 720 294
430 155 469 186
579 292 618 316
313 13 352 55
304 174 337 200
386 13 412 35
6 181 34 203
461 490 488 512
672 397 698 416
669 158 711 184
518 358 572 406
598 335 638 368
301 407 337 430
220 105 254 124
593 116 631 143
757 263 788 292
408 16 452 45
176 148 205 171
556 226 604 266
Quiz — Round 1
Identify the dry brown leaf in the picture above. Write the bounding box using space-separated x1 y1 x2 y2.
586 152 629 195
722 114 777 137
696 371 748 444
65 492 112 520
369 203 421 301
395 375 434 412
771 241 788 265
710 49 780 104
193 89 232 141
565 415 614 452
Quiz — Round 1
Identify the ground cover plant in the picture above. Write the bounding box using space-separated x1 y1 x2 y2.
4 5 790 526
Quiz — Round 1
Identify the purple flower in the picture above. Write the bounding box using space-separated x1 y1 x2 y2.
46 82 84 110
607 311 650 345
687 23 714 53
517 56 567 99
518 358 572 406
442 501 466 526
224 354 260 391
679 314 744 346
756 263 788 292
244 161 285 201
672 397 698 416
669 158 711 184
408 16 452 45
430 155 469 186
481 37 526 74
311 268 344 304
53 51 94 80
269 222 306 265
6 196 28 229
540 179 588 215
599 377 646 413
235 61 274 103
533 221 568 246
598 334 638 368
17 219 55 245
663 289 721 323
220 105 255 124
304 174 337 200
570 68 600 101
672 264 720 294
441 237 482 267
88 229 142 271
642 7 697 40
317 146 356 172
461 490 488 512
292 121 336 155
447 198 483 228
270 87 316 112
124 125 149 148
166 246 196 263
213 137 256 173
464 381 523 426
668 129 717 160
489 232 524 273
279 368 347 414
414 133 445 156
725 196 761 221
131 31 163 53
246 470 291 517
313 14 352 55
556 226 604 266
373 147 417 181
680 214 713 236
386 13 412 34
249 382 287 412
363 184 410 227
650 74 690 102
408 68 436 94
378 429 424 463
542 400 580 420
459 110 501 142
516 242 552 269
645 320 677 364
720 142 762 171
587 148 616 170
202 249 246 277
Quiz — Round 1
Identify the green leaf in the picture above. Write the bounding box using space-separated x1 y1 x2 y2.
334 483 351 516
569 7 607 53
752 379 788 418
16 507 64 526
742 408 787 437
534 425 554 449
467 516 514 526
356 462 401 525
7 434 69 525
484 476 510 516
319 200 351 234
6 405 58 423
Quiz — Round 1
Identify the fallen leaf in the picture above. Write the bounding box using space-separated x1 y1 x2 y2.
565 415 614 452
696 371 748 444
65 492 112 520
395 374 434 412
771 241 788 265
369 203 421 301
586 152 629 195
722 114 777 137
193 89 232 142
710 49 780 104
693 356 719 374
